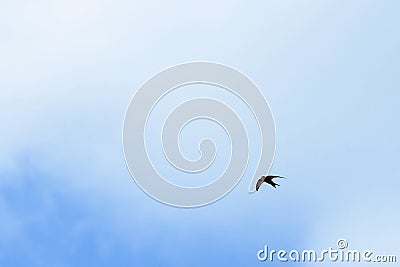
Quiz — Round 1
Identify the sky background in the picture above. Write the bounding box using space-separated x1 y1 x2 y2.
1 0 399 266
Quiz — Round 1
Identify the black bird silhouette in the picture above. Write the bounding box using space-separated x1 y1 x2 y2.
256 175 285 191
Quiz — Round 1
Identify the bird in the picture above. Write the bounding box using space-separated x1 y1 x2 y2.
256 175 285 191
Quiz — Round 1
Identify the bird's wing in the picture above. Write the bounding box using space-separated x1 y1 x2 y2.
256 178 264 191
268 175 285 180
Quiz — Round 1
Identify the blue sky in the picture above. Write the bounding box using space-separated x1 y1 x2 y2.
1 0 399 266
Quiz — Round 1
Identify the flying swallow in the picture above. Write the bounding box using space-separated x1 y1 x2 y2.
256 175 285 191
